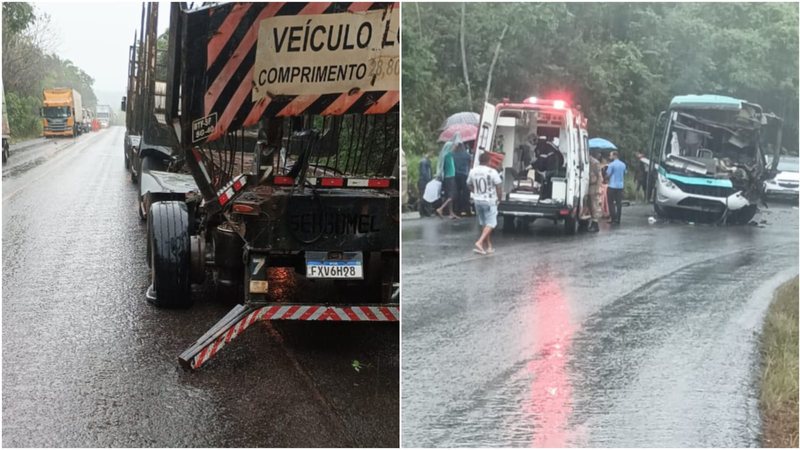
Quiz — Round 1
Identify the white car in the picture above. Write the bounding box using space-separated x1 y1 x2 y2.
764 156 799 199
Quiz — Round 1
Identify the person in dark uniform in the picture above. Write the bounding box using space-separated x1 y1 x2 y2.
452 143 472 215
530 136 564 199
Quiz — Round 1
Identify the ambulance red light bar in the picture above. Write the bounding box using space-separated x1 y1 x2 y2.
522 97 569 109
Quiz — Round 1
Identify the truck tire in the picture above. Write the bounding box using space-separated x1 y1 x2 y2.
146 201 192 308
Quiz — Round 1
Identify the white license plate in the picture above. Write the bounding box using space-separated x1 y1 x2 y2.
306 252 363 279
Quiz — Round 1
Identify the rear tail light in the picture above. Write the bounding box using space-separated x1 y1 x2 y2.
559 209 570 216
232 203 257 215
367 178 391 188
320 177 345 187
273 176 294 186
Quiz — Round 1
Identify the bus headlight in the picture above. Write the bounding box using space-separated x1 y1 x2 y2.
659 173 677 190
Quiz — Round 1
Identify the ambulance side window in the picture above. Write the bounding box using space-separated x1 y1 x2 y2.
583 134 590 163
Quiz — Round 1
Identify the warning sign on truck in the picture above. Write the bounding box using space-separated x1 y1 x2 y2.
252 8 399 100
192 113 217 143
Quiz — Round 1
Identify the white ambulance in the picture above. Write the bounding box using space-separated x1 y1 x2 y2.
473 97 591 233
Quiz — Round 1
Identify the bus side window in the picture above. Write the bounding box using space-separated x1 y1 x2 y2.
649 111 667 165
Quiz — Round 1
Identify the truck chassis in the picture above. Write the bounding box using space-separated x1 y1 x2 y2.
131 2 400 370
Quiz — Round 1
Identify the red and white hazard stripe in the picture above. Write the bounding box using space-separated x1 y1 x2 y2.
209 2 332 139
193 148 213 185
216 174 248 206
272 176 394 189
190 304 398 369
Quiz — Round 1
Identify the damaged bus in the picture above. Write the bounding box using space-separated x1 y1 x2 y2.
648 94 782 224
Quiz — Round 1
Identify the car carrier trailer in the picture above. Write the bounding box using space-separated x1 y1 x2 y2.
122 2 185 225
135 2 400 370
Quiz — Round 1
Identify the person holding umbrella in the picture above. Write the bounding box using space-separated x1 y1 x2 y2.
436 135 460 220
453 142 472 216
435 117 479 218
589 138 618 221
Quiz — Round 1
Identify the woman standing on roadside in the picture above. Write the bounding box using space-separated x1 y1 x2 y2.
436 135 461 220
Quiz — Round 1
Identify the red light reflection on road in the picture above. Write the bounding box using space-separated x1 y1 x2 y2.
525 278 574 447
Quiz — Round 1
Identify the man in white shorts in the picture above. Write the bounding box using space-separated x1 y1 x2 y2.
467 152 503 255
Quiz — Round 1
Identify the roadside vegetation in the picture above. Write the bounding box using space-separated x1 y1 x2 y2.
2 3 97 140
402 3 799 196
760 276 799 448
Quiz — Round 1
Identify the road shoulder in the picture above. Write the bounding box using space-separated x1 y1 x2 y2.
759 275 799 447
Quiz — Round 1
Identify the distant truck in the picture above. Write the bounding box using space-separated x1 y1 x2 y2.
41 88 84 138
81 108 94 134
95 104 112 128
2 86 10 163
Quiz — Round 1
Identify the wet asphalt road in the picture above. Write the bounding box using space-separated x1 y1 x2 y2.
2 127 398 447
402 201 798 447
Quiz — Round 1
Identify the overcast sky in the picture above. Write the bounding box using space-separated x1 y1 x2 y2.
36 2 170 105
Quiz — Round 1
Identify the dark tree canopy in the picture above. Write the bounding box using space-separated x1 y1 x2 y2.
403 2 799 165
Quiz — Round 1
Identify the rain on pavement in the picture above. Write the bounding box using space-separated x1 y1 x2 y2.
401 202 798 447
2 127 398 447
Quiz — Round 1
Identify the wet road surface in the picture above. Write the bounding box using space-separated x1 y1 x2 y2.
402 202 798 447
2 127 398 447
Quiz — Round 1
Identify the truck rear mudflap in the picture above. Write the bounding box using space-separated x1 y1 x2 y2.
179 299 399 370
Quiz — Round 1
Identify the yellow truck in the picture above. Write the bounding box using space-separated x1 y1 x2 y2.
41 88 83 138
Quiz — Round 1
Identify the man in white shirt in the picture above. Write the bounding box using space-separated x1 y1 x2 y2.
467 152 503 255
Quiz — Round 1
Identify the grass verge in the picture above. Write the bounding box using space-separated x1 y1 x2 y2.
760 276 799 447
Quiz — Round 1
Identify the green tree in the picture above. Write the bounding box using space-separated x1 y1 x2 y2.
2 2 34 37
402 1 799 195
